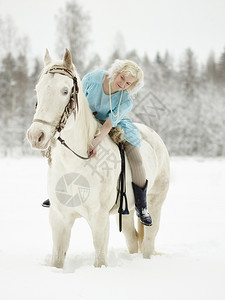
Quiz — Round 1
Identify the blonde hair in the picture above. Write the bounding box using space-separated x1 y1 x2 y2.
107 59 144 95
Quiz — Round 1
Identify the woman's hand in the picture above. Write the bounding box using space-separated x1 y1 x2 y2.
88 117 112 158
88 137 101 158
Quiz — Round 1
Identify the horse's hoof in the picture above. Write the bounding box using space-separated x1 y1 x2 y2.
52 261 64 268
94 261 108 268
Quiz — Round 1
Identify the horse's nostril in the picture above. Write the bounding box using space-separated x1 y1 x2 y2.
38 132 44 143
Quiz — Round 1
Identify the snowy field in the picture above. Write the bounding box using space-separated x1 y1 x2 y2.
0 156 224 300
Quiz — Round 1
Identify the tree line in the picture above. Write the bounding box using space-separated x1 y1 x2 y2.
0 0 225 157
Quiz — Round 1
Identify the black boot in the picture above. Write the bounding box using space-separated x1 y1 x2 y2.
42 199 50 208
132 180 152 226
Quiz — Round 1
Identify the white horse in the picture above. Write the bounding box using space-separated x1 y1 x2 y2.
27 49 170 268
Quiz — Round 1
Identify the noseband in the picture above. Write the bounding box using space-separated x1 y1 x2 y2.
33 65 89 160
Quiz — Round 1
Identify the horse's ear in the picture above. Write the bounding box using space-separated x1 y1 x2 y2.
63 49 73 70
44 49 52 66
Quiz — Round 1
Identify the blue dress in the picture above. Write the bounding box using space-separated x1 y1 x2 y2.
82 70 141 147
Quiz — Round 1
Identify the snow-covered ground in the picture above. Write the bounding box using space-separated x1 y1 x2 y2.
0 157 224 300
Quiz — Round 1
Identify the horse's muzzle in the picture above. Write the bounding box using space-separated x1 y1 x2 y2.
27 125 51 150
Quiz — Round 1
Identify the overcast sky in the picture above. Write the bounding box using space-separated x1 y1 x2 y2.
1 0 225 63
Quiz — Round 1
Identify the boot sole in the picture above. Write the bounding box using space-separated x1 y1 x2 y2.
136 212 152 226
140 220 152 226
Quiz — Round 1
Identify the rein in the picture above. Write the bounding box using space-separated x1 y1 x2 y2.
33 65 89 160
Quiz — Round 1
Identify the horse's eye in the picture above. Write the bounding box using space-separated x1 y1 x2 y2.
61 88 69 95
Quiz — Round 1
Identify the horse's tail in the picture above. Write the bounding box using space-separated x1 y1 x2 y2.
137 219 144 250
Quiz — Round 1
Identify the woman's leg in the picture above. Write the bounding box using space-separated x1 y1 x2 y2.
124 142 152 226
124 142 146 188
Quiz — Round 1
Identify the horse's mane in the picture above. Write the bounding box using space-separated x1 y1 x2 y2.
78 80 100 149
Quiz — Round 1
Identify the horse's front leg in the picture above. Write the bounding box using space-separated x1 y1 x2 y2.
89 210 110 268
49 206 74 268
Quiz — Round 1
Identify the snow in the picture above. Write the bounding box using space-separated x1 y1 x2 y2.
0 157 224 300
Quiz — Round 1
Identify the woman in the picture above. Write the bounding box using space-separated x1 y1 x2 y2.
82 59 152 226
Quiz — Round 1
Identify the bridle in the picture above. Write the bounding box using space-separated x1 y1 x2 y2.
33 65 90 160
33 65 79 132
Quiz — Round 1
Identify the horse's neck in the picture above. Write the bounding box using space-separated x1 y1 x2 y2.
61 92 98 156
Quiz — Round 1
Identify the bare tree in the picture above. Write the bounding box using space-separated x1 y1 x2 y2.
0 16 17 58
55 0 91 76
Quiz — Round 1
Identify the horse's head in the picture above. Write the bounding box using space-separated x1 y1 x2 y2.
27 49 77 150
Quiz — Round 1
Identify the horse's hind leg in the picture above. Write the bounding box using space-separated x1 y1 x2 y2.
141 187 168 258
90 211 110 267
49 207 74 268
120 212 138 254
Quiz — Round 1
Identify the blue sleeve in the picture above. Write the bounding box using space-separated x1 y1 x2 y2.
109 98 133 127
